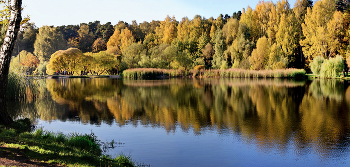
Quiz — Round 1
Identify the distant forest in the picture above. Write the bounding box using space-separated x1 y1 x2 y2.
9 0 350 75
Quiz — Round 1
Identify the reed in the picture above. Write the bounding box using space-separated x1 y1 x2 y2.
7 71 27 100
200 68 306 79
123 68 184 79
122 68 306 79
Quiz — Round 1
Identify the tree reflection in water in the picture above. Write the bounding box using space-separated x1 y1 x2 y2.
9 78 350 158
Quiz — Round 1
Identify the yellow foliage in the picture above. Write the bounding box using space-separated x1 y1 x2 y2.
107 28 121 50
46 48 85 75
120 28 135 52
249 36 270 70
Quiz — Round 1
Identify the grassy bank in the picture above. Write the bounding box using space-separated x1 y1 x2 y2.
122 68 306 79
0 119 135 167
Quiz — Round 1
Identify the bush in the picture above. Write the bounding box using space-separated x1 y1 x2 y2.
34 61 47 75
320 55 344 78
310 56 325 75
68 133 100 155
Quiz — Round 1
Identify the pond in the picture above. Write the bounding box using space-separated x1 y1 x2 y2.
9 78 350 166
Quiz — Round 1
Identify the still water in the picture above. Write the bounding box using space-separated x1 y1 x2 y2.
9 78 350 166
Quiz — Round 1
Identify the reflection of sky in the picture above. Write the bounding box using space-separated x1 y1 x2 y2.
37 120 350 167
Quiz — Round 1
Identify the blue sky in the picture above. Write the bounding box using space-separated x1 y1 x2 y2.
23 0 298 27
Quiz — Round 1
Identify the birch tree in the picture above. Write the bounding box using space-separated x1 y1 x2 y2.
0 0 22 125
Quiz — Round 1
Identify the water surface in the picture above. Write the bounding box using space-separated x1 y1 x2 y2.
9 78 350 166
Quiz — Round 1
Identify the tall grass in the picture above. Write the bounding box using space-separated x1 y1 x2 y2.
7 71 29 101
195 68 306 79
123 68 306 79
7 71 40 102
123 68 184 79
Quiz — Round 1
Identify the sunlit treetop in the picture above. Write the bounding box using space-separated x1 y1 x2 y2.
0 0 29 26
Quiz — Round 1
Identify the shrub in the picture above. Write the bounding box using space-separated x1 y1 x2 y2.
310 56 325 75
320 55 344 78
68 133 100 154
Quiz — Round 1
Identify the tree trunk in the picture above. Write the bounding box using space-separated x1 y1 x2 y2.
0 0 22 125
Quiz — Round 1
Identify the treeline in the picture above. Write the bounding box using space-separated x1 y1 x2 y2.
9 0 350 75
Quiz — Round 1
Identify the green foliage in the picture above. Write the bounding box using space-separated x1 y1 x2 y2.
78 24 95 53
212 29 226 69
320 55 344 78
310 56 325 75
67 133 100 155
9 118 32 133
0 123 136 167
90 51 118 75
34 26 67 62
122 43 145 68
34 61 48 75
114 154 135 167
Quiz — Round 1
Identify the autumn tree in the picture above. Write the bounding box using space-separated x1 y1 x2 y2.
202 43 214 67
120 27 135 53
222 18 239 46
327 11 345 57
57 24 79 49
77 24 94 53
155 15 178 44
143 33 157 54
196 33 210 58
268 12 298 69
301 0 330 62
129 20 145 42
34 26 67 62
57 24 79 41
95 22 114 42
161 45 178 69
293 0 313 67
239 6 258 42
106 28 121 55
215 14 225 30
146 44 170 68
226 22 254 69
46 48 86 75
122 43 144 68
253 1 274 39
92 37 107 53
176 17 191 41
10 50 39 74
89 51 118 75
249 36 270 70
212 29 226 69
